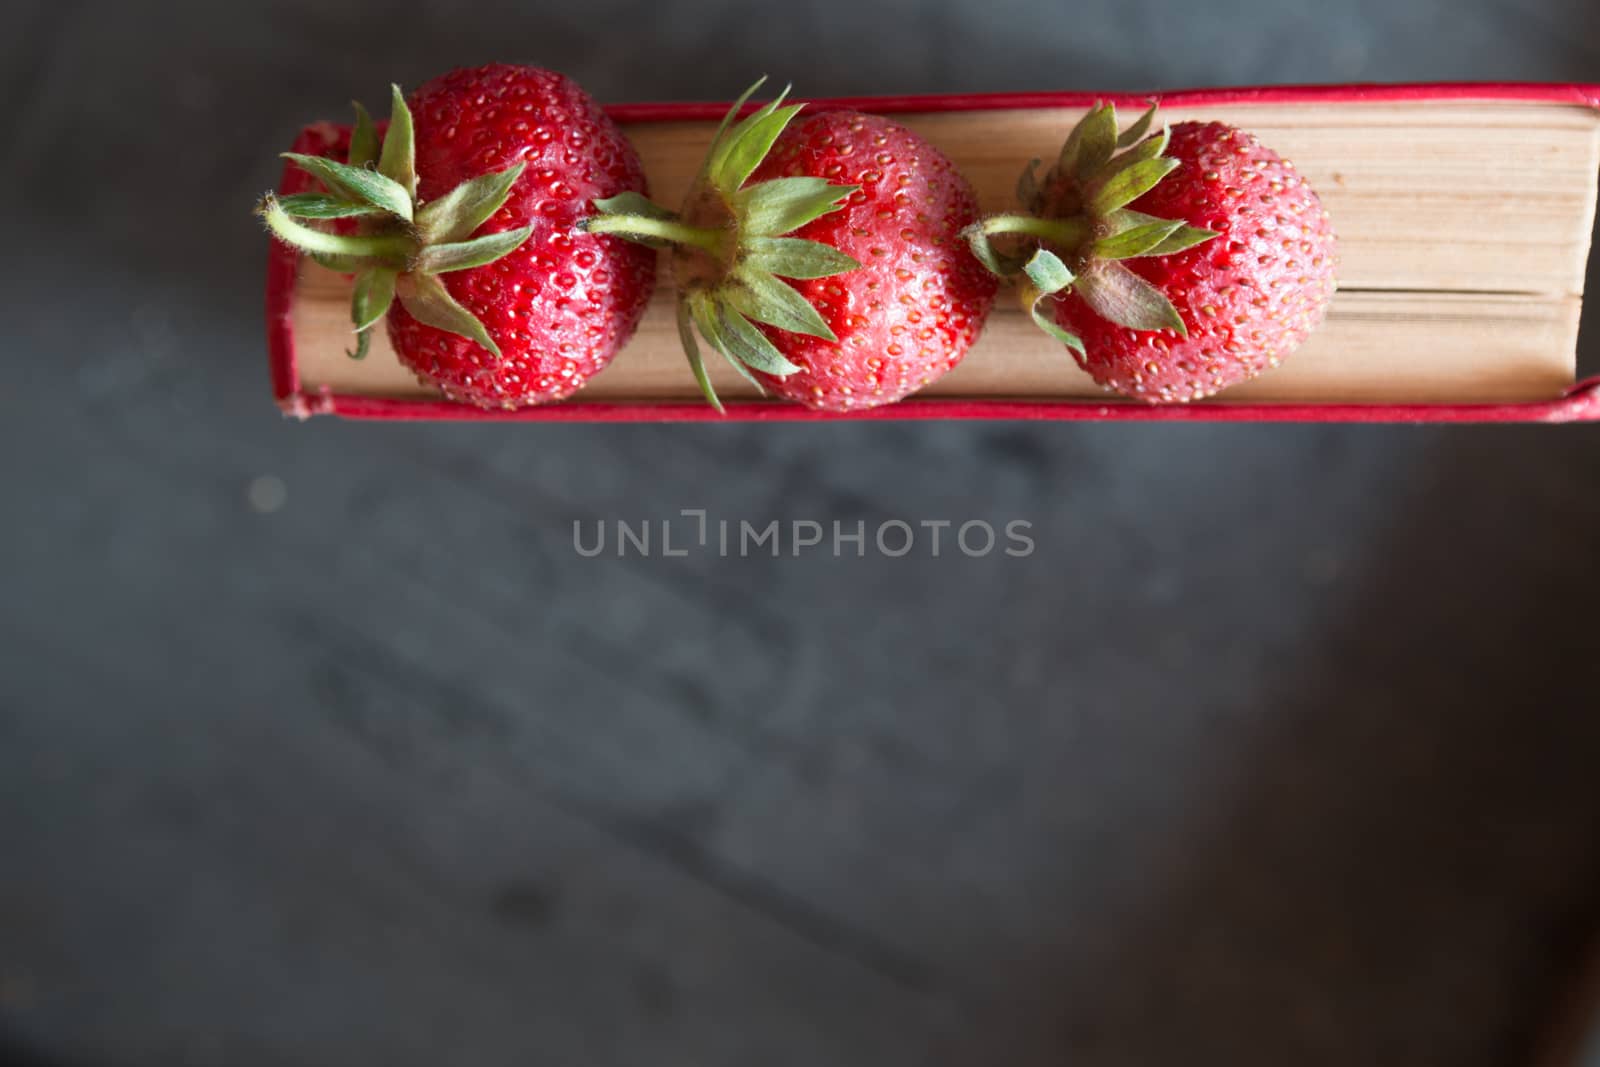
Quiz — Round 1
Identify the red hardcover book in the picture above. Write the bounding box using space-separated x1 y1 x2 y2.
267 82 1600 423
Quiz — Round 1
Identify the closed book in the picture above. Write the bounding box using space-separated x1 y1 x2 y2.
267 82 1600 422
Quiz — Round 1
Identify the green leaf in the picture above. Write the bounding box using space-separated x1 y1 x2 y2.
348 268 397 358
1021 249 1075 297
351 267 398 332
1019 255 1085 354
1106 209 1170 233
708 91 804 194
713 86 788 157
677 296 723 412
282 153 413 221
1116 103 1159 149
743 236 859 279
1091 219 1182 260
349 101 380 169
1075 261 1187 336
416 225 534 274
1146 225 1219 256
1102 210 1216 258
734 177 855 237
1015 158 1043 207
277 193 389 220
715 305 801 376
960 222 1025 278
704 77 768 168
1100 210 1217 257
1061 103 1118 181
688 291 767 393
1087 157 1179 215
1139 124 1172 159
727 267 837 340
721 102 806 193
417 164 526 244
379 84 417 198
688 289 728 352
1092 126 1172 189
1028 293 1087 357
1106 125 1171 172
395 272 501 356
720 350 770 394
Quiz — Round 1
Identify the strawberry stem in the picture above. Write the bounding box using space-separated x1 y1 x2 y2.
257 195 414 264
582 214 726 254
976 214 1089 251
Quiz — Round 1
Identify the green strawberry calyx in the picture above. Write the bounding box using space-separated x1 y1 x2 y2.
254 85 534 361
962 101 1219 359
577 78 861 412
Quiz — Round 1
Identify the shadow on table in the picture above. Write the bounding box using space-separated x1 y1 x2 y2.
958 424 1600 1066
0 1026 73 1067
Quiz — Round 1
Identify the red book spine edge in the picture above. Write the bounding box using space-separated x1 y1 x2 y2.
266 81 1600 424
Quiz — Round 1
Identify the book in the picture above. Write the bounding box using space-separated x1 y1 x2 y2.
267 83 1600 422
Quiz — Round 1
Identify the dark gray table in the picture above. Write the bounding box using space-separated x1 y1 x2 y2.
3 2 1600 1065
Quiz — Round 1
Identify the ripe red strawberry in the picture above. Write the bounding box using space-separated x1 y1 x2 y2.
257 64 654 408
744 112 997 409
581 81 996 412
967 103 1336 403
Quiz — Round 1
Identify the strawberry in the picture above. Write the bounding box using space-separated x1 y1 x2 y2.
580 81 996 412
966 103 1336 403
257 64 654 408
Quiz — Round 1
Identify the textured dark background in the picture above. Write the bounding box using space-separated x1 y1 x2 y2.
3 1 1600 1065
